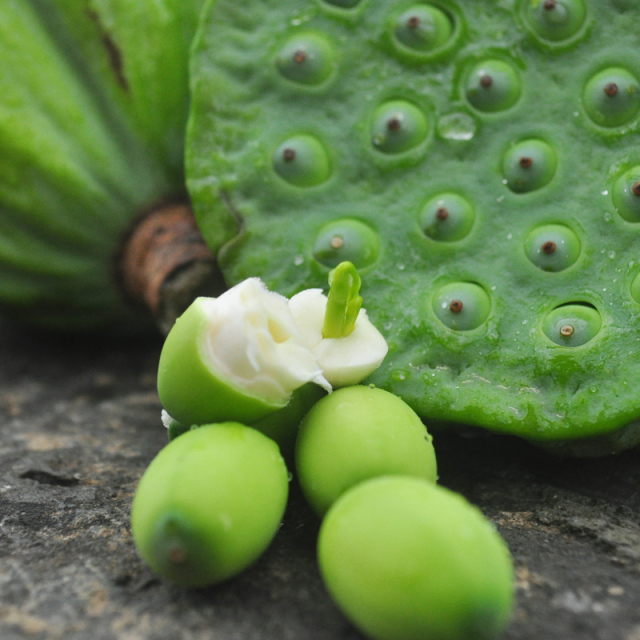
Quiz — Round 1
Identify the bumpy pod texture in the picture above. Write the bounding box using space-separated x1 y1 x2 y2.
187 0 640 453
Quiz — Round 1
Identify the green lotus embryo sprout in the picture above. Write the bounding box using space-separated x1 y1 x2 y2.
289 261 388 388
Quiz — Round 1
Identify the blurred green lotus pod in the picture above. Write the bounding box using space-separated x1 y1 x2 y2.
158 278 331 427
0 0 213 333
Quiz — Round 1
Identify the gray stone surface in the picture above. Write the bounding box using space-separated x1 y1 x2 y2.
1 317 639 640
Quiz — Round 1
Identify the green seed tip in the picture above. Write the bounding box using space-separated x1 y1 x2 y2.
322 261 363 339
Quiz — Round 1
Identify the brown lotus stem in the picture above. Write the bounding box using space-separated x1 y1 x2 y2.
120 202 225 334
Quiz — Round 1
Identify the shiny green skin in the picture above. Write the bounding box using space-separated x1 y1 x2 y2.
167 383 326 463
0 0 203 332
295 386 437 517
318 476 514 640
252 383 327 462
158 298 286 427
131 422 289 588
188 0 640 452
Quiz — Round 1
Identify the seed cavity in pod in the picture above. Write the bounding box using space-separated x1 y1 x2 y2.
276 33 335 86
419 193 475 242
313 219 381 270
523 0 587 43
542 303 602 347
273 135 331 187
524 224 581 271
432 282 491 331
502 139 557 193
465 59 521 113
612 166 640 222
583 68 640 128
371 100 429 154
394 5 454 53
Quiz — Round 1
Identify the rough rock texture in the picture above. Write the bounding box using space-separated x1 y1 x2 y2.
0 317 639 640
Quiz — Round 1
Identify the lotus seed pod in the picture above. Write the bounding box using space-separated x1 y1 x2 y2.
524 224 581 272
502 139 557 193
157 279 329 427
583 68 640 128
188 0 640 453
465 59 521 113
419 193 475 242
0 0 208 333
523 0 587 43
370 100 429 154
318 476 514 640
542 303 602 347
393 5 453 54
131 423 289 587
295 386 437 517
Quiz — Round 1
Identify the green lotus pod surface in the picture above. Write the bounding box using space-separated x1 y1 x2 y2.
187 0 640 453
0 0 204 331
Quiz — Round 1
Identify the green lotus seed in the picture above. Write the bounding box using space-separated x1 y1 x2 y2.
312 218 381 270
276 32 335 86
630 272 640 304
502 139 557 193
318 476 514 640
524 224 581 272
393 5 453 53
295 386 437 517
583 68 640 128
371 100 429 154
465 59 521 113
273 134 331 187
542 303 602 347
612 166 640 222
252 383 326 463
523 0 587 42
432 282 491 331
419 193 475 242
131 423 289 588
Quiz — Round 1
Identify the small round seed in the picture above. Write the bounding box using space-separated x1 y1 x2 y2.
450 300 463 313
542 241 557 254
604 82 619 97
560 324 575 337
